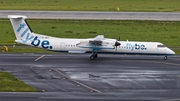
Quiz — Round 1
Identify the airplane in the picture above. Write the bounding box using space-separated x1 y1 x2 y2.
8 15 175 60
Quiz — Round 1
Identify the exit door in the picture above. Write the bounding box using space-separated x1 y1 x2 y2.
60 42 65 50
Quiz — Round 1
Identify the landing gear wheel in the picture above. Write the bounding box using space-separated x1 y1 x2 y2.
90 55 95 60
94 54 98 58
164 56 168 60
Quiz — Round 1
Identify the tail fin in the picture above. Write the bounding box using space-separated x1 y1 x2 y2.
8 15 34 43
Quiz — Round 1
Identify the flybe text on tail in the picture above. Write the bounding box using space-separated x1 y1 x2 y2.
17 23 53 49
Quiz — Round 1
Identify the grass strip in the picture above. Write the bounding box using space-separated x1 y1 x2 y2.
0 0 180 12
0 72 38 92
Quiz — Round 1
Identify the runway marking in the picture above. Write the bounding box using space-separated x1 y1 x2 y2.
54 69 102 93
162 98 180 101
136 60 180 66
34 54 45 61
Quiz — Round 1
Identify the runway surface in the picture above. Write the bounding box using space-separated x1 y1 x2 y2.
1 10 180 20
0 53 180 101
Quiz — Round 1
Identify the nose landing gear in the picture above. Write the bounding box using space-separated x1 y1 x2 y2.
164 56 168 60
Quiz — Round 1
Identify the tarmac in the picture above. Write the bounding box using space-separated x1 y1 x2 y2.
0 53 180 101
1 10 180 101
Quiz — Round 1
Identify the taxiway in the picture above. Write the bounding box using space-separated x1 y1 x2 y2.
0 53 180 101
1 10 180 20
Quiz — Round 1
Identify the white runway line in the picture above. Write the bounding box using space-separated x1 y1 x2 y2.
34 55 45 61
138 60 180 66
54 69 102 93
162 98 180 101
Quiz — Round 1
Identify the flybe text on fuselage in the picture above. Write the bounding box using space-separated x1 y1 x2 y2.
17 23 53 49
126 43 147 51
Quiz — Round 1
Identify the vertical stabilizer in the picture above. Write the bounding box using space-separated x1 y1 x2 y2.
8 15 53 50
8 15 34 43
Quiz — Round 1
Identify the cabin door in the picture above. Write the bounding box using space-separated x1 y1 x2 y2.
60 42 65 51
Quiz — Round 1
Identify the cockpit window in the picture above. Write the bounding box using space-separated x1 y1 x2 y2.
157 44 166 48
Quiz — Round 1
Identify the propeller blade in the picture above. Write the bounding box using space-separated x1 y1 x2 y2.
118 36 120 41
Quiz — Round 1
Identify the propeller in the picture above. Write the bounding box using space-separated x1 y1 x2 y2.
114 36 121 51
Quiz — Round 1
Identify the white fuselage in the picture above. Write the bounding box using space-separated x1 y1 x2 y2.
16 33 175 56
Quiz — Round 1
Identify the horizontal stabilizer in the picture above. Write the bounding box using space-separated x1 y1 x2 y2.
8 15 27 19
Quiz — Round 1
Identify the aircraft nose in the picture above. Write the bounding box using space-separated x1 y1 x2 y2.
168 48 175 55
172 50 175 55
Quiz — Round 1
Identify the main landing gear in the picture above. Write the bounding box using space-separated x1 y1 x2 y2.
90 51 98 60
164 56 168 60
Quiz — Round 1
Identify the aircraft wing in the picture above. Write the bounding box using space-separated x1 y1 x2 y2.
76 35 115 50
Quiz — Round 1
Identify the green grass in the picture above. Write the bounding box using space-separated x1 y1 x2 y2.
0 0 180 12
0 19 180 54
0 72 38 92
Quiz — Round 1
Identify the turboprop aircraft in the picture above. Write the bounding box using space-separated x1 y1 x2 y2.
8 15 175 60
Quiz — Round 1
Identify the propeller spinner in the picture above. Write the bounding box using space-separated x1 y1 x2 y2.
115 41 121 46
